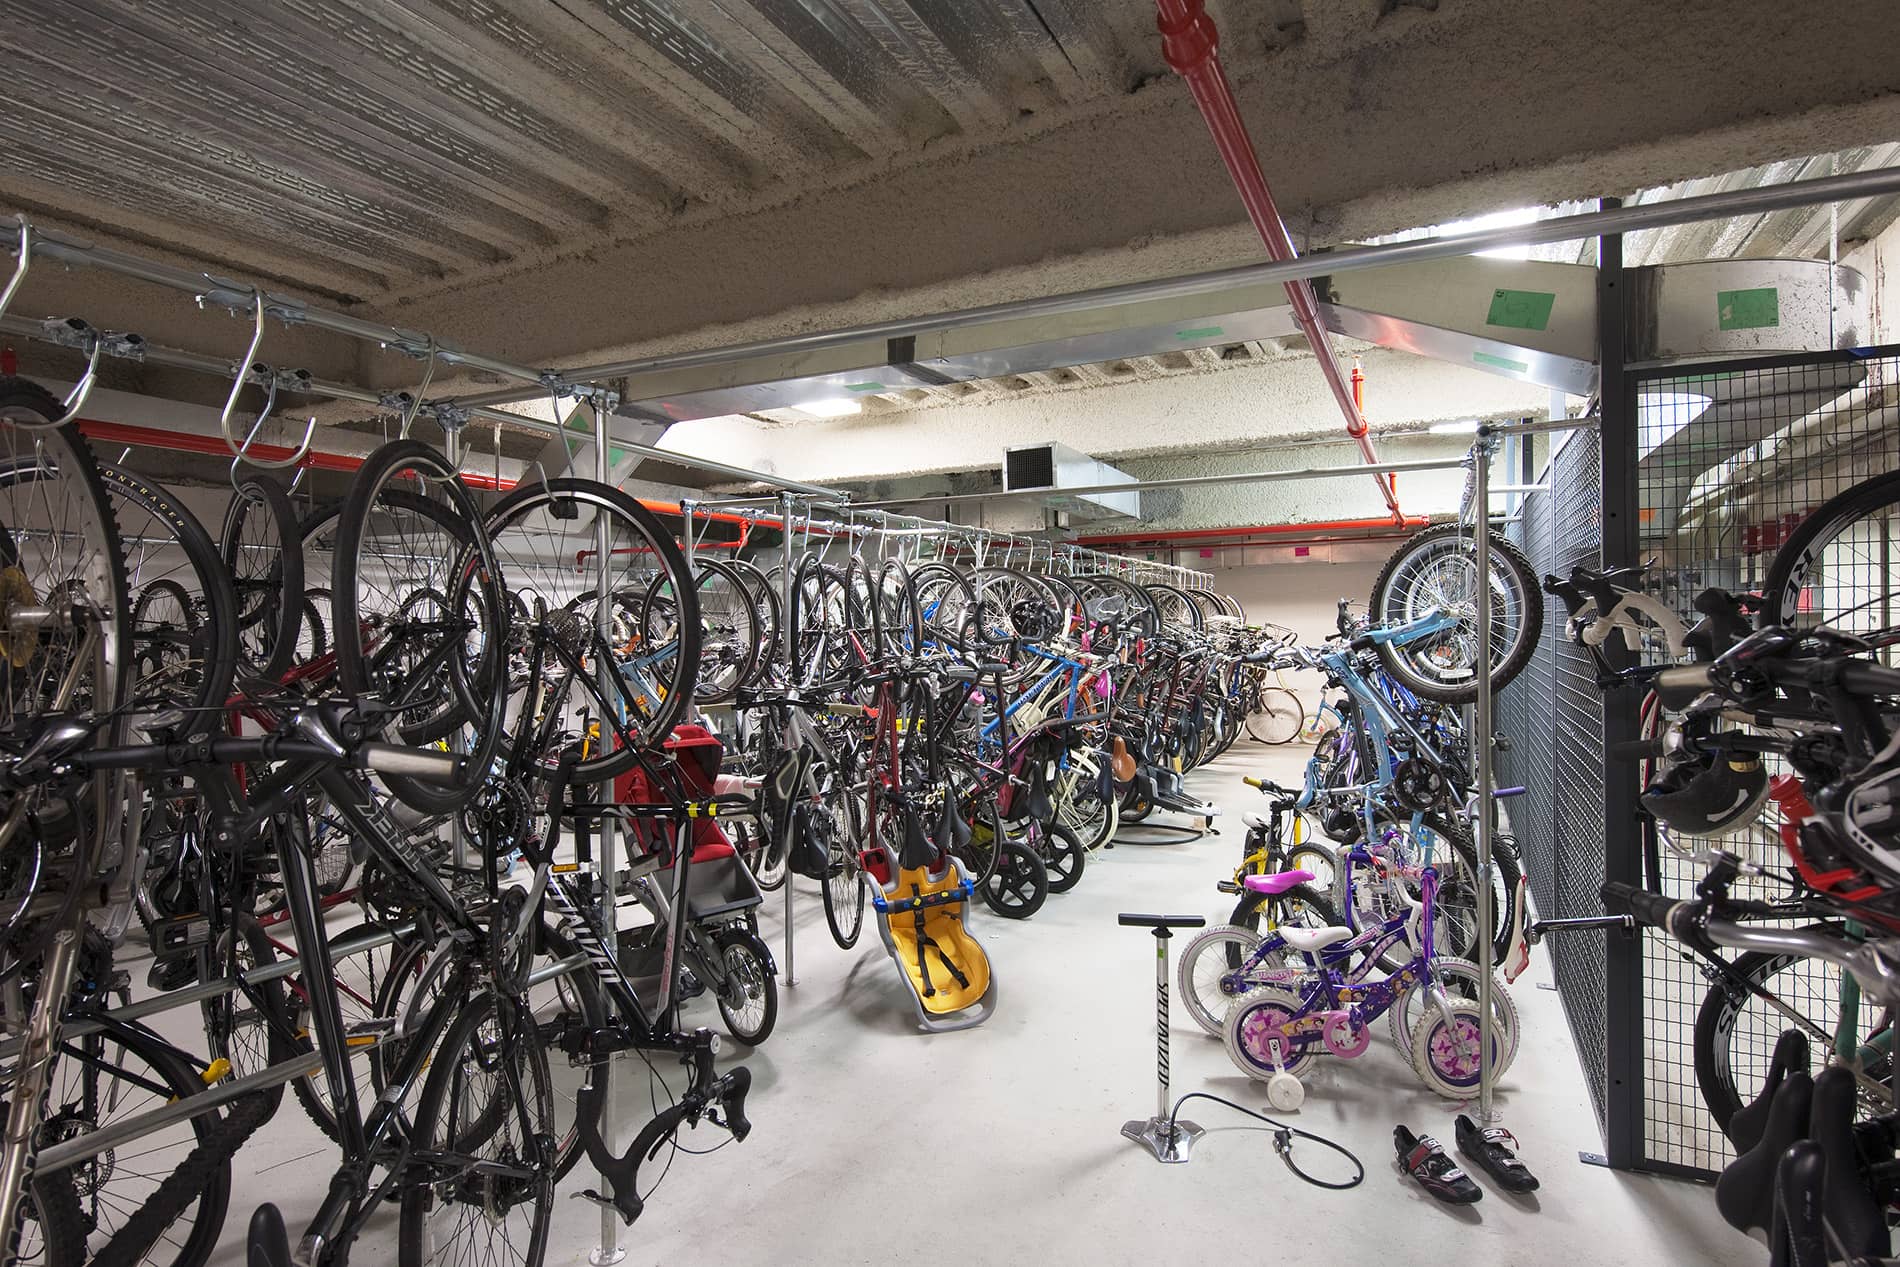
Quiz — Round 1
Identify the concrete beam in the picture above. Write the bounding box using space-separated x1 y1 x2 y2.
341 0 1900 383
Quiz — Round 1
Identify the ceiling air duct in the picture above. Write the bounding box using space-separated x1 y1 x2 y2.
1003 442 1139 521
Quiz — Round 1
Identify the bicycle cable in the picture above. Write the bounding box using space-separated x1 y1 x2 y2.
1164 1092 1365 1190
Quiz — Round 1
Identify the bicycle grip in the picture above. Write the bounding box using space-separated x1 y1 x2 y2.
1599 881 1678 929
1607 737 1665 761
359 742 464 785
1654 665 1714 709
1242 776 1265 790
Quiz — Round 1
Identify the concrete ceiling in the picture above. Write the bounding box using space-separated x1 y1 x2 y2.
8 0 1900 412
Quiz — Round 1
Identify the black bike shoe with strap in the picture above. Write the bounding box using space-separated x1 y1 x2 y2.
1455 1114 1540 1194
1395 1124 1481 1204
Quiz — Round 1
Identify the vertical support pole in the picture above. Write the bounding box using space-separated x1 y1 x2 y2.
589 397 626 1266
0 928 77 1259
1596 198 1646 1170
779 491 796 989
1473 435 1498 1124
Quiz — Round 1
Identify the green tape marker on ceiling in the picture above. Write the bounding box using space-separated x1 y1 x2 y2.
1473 350 1529 374
1175 326 1224 340
1717 287 1779 331
1485 289 1556 331
845 381 885 392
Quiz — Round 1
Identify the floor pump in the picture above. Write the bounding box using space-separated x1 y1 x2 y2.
1118 912 1206 1163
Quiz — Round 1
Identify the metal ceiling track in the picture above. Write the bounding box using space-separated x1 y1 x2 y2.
0 218 845 498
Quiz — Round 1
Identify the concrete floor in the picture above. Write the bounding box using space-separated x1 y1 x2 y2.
203 743 1761 1266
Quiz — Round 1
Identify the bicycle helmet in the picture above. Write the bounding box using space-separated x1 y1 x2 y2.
1009 596 1056 642
1641 751 1770 836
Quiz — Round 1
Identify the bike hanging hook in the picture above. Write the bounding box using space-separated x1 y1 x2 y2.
217 290 316 471
9 319 108 433
398 335 439 439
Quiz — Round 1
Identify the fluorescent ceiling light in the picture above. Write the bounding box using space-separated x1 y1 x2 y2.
792 397 861 418
1428 419 1481 435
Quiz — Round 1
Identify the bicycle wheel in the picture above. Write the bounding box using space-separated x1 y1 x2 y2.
686 560 761 705
398 991 554 1267
912 562 981 657
875 557 921 658
1031 818 1085 893
1388 956 1520 1069
1247 686 1305 745
1368 523 1542 703
526 918 606 1182
102 464 238 712
292 921 408 1142
713 928 778 1046
977 833 1048 919
1762 469 1900 638
484 479 698 774
0 392 131 983
1693 928 1890 1134
334 442 509 814
820 793 867 950
1178 923 1268 1035
722 558 781 682
221 474 303 683
24 1017 229 1267
1056 765 1119 852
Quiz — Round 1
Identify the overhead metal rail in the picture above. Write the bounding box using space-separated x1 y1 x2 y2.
0 219 845 499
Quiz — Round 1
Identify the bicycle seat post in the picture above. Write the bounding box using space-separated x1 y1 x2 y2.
1117 913 1206 1163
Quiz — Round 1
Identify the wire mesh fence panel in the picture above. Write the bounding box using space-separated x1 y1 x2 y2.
1628 346 1900 1174
1499 426 1610 1133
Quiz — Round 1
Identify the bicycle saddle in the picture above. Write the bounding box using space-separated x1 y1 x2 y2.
1716 1069 1812 1235
1243 869 1316 896
1279 924 1353 953
1728 1028 1809 1152
1812 1065 1891 1259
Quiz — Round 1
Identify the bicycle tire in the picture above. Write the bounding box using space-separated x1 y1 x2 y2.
820 792 867 949
0 393 131 983
1036 819 1086 893
1369 523 1542 703
528 918 607 1181
334 442 509 814
222 474 304 683
689 559 762 704
27 1017 230 1267
977 833 1048 919
1692 928 1885 1135
1762 469 1900 635
713 927 778 1046
398 991 554 1267
723 558 782 684
1247 686 1305 745
104 463 239 711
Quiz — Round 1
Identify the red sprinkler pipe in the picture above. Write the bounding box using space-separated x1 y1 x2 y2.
1156 0 1404 524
